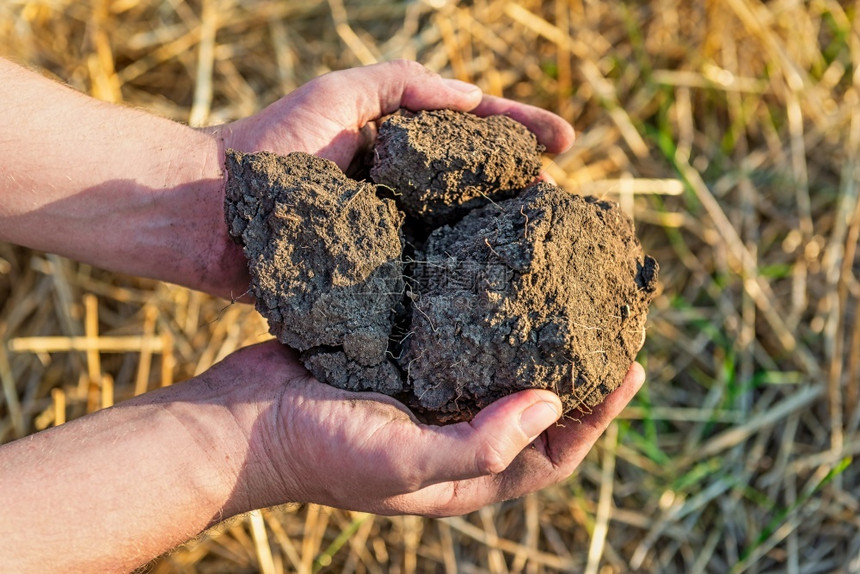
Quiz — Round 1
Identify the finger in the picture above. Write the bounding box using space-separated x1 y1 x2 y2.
496 362 646 497
372 364 646 517
563 362 645 444
311 59 483 127
470 95 575 153
536 171 557 185
445 363 646 514
402 389 562 490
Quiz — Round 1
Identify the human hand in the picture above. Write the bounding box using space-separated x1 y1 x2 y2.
209 59 575 173
207 341 644 517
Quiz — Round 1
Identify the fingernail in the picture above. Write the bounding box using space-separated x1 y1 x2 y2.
519 400 561 440
443 78 482 95
537 171 557 185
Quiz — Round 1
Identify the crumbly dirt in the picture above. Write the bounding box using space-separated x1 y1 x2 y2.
224 111 658 424
224 150 405 394
401 182 658 422
370 110 544 225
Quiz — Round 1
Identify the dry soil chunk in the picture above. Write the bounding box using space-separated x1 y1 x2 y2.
224 150 404 392
371 110 544 225
401 182 658 422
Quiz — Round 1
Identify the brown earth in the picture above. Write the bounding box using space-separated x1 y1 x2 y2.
224 150 405 394
371 110 544 226
224 111 658 423
403 183 657 422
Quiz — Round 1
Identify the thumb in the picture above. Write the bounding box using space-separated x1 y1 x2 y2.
409 389 563 488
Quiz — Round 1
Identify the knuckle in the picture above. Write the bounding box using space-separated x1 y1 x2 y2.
397 471 425 494
390 460 427 494
306 70 339 94
388 57 418 71
426 484 469 518
475 441 510 476
387 58 435 80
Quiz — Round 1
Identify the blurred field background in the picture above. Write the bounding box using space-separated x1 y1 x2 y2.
1 0 859 572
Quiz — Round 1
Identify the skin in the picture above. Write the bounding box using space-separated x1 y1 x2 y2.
0 58 644 572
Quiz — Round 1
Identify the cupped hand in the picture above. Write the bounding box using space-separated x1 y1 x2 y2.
210 59 575 171
210 341 644 518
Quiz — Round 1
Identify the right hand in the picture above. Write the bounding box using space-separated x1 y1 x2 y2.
199 341 644 517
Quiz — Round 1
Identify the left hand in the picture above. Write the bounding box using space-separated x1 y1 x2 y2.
209 59 574 173
0 338 642 574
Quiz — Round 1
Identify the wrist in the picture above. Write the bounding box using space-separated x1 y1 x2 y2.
0 363 282 572
170 131 250 299
0 60 248 297
171 343 307 520
130 376 251 525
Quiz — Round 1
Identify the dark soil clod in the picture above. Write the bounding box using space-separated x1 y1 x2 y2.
224 111 658 423
224 150 405 394
371 109 544 226
402 183 657 422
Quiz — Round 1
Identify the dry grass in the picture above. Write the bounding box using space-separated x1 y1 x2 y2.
1 0 859 571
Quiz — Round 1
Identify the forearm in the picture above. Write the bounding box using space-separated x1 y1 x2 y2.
0 373 266 573
0 58 246 296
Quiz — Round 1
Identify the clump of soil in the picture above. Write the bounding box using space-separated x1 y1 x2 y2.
224 110 658 423
403 183 658 422
224 150 404 394
371 109 544 225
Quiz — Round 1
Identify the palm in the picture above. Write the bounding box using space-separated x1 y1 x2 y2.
226 341 642 517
